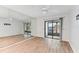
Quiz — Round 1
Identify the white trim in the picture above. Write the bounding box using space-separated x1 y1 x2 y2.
68 40 75 53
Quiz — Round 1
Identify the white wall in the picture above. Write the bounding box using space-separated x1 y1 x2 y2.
0 18 24 37
31 19 37 36
62 14 70 41
0 6 9 18
68 6 79 52
35 18 44 37
0 6 25 37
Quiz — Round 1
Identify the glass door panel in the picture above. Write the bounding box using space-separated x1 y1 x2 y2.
44 19 62 40
53 22 60 39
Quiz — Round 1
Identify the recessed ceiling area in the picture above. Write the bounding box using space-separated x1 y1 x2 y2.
3 5 74 18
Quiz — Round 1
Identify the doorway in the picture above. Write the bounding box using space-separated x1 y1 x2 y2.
44 18 63 40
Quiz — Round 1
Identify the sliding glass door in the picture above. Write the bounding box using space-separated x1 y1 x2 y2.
44 19 62 40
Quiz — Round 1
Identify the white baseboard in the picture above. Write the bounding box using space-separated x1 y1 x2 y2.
0 34 23 38
68 40 76 53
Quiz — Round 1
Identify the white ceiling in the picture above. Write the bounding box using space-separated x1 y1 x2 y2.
3 5 73 18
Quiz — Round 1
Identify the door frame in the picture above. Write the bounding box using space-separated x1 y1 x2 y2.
44 18 63 40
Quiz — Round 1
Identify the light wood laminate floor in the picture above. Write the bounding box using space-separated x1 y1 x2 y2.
0 35 73 53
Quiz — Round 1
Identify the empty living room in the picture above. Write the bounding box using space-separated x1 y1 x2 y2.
0 5 79 53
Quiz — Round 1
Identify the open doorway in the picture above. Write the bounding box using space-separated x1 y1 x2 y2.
44 18 63 40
